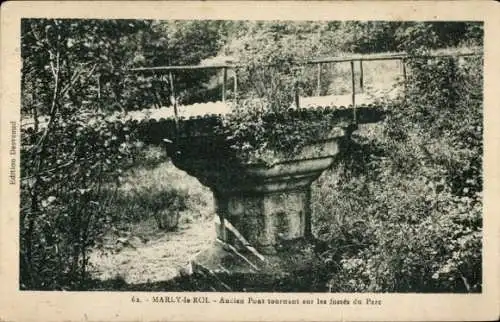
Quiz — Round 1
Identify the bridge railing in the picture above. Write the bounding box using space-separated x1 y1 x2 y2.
128 48 483 125
22 48 483 130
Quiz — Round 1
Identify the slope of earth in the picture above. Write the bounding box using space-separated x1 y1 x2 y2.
89 216 216 284
88 154 216 285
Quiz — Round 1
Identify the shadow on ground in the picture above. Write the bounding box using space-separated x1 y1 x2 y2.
84 270 332 292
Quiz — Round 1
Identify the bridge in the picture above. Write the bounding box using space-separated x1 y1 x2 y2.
22 48 481 130
20 48 483 290
118 48 482 289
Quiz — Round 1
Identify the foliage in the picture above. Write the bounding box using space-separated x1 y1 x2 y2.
219 23 348 164
20 112 140 289
314 156 482 292
21 19 148 115
223 21 482 56
19 19 484 291
218 102 352 165
312 26 483 293
395 22 483 52
133 20 230 106
20 18 142 289
320 21 482 54
227 24 320 110
20 19 135 289
327 21 401 53
115 165 190 231
19 18 233 289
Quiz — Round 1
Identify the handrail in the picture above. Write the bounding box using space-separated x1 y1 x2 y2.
307 50 482 64
124 48 484 126
129 64 233 72
128 49 483 73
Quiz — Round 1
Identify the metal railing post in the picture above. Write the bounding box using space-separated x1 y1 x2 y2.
316 63 322 96
359 60 364 92
233 69 238 102
294 80 300 109
402 58 407 97
350 60 357 124
222 66 227 102
168 71 178 131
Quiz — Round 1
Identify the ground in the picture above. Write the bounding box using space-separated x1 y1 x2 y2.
88 155 216 285
89 215 215 284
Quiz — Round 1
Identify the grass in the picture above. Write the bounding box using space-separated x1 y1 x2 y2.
89 146 215 284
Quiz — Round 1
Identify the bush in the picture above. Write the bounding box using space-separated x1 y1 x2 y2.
19 19 149 289
19 18 225 289
20 114 140 289
219 28 358 165
113 162 190 230
312 49 483 292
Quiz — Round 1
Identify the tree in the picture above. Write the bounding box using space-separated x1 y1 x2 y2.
20 18 147 289
134 20 229 105
20 18 236 289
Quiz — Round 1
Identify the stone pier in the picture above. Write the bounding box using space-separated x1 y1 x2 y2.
165 127 346 287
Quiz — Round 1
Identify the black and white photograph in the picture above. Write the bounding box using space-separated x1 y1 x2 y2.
17 17 484 293
1 1 499 321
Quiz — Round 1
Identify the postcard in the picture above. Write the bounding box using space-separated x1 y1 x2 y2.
1 1 499 321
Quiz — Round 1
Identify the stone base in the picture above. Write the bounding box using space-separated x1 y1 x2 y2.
189 239 329 292
214 188 312 254
167 135 346 291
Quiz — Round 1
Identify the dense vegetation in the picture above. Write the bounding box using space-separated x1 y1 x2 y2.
313 54 482 292
20 19 483 291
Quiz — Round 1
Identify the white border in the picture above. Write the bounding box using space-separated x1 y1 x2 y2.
1 1 499 321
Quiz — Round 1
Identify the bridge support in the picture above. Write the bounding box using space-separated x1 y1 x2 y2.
166 128 345 290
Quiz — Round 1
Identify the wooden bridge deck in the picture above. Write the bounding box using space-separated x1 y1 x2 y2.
110 88 399 122
22 89 399 128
